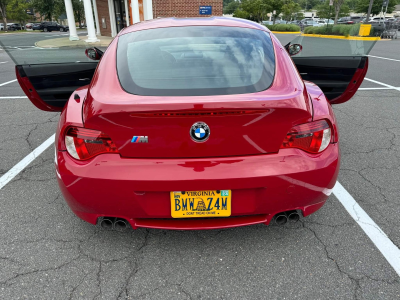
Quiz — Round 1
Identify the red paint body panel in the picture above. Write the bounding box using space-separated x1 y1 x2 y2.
43 18 347 229
119 17 270 35
56 144 339 229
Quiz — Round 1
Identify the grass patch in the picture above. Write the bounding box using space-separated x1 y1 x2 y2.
304 23 375 37
265 24 300 32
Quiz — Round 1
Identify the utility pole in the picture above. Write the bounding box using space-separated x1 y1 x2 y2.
366 0 374 23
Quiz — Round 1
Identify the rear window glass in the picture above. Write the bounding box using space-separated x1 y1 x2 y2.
116 26 275 96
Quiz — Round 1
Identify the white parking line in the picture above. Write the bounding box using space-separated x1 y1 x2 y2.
0 134 55 190
333 182 400 277
358 87 398 90
0 61 8 64
0 96 27 99
368 55 400 62
364 78 400 91
0 79 17 87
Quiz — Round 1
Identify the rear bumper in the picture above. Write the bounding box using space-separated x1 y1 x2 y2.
56 144 340 230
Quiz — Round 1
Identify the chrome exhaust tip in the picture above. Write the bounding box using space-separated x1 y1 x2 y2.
114 219 128 231
275 213 288 225
287 211 300 223
100 218 113 229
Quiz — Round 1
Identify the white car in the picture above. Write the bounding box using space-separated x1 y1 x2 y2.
317 19 334 26
0 23 4 31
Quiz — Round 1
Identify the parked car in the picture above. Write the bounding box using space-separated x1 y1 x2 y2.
317 19 334 26
7 23 24 31
289 20 302 25
0 23 4 31
360 17 373 23
262 21 273 25
25 23 33 29
14 18 371 230
301 20 320 30
32 23 41 31
337 16 362 24
40 21 69 32
371 17 386 22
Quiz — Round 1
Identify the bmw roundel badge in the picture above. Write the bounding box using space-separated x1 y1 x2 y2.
190 122 210 143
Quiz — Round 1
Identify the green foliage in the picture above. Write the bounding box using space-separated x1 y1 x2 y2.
0 0 11 26
332 24 351 36
6 0 30 24
281 0 301 21
240 0 272 22
266 23 301 31
270 0 284 23
349 22 360 36
223 0 240 14
32 0 84 23
356 0 399 16
233 8 250 19
315 0 349 19
304 23 376 37
297 0 321 11
72 0 84 25
31 0 57 20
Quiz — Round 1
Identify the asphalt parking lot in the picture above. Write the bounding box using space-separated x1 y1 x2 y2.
0 31 400 299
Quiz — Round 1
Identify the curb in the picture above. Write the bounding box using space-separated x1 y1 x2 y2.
271 31 301 34
301 34 380 41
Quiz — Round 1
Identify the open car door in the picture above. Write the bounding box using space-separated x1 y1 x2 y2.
1 39 102 112
287 35 377 104
16 62 98 111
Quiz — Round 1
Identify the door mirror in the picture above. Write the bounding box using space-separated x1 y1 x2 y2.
287 44 302 56
85 48 103 60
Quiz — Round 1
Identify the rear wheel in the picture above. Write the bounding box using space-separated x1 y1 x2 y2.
44 27 48 32
60 28 63 32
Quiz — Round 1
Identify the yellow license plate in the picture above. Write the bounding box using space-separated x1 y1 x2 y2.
170 190 231 218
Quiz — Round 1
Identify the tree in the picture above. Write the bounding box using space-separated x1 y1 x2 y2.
0 0 10 31
233 8 251 19
7 0 30 25
224 0 240 14
315 0 349 19
271 0 284 24
31 0 57 20
72 0 84 27
281 0 301 21
356 0 399 16
235 0 272 23
332 0 348 24
297 0 322 10
345 0 357 10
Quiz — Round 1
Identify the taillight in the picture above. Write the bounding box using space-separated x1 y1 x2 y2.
281 120 332 154
64 127 118 160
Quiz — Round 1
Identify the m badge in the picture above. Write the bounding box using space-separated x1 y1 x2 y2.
131 136 148 143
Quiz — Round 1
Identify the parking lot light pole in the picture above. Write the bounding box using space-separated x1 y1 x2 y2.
64 0 79 41
83 0 99 42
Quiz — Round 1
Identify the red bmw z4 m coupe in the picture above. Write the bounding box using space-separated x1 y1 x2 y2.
15 17 370 230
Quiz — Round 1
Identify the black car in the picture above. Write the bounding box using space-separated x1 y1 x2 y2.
31 23 42 30
40 22 69 32
7 23 24 31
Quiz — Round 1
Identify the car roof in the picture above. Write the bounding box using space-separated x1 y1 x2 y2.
118 17 269 36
